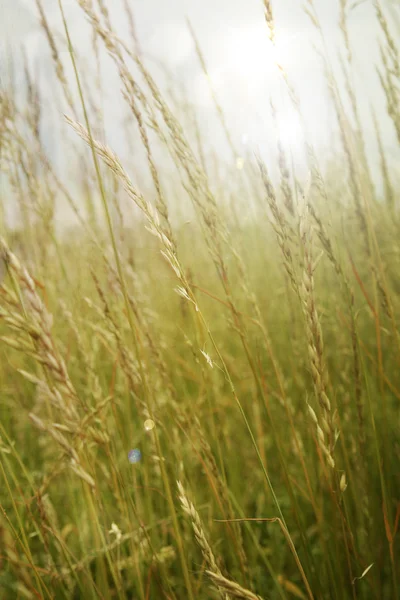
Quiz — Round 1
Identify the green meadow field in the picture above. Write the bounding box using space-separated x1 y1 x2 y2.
1 1 400 598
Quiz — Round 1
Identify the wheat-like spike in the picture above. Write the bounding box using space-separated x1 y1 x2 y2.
206 571 265 600
0 238 79 418
257 158 299 296
177 481 230 600
263 0 275 44
299 215 336 469
33 0 76 114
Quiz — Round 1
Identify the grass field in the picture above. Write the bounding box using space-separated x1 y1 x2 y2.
1 1 400 598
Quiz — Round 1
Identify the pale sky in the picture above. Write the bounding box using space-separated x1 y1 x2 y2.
1 0 399 193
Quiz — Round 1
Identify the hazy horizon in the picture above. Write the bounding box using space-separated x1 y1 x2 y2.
1 0 400 227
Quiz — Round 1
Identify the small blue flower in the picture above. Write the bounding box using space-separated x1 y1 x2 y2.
128 448 142 464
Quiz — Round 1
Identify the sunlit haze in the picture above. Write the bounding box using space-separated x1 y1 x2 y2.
1 0 399 215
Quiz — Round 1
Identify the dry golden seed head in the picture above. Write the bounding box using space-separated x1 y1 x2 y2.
29 413 46 432
207 570 264 600
320 417 331 437
327 454 335 469
0 336 31 352
87 427 110 445
200 349 213 368
263 0 275 44
48 426 79 462
307 404 318 425
316 425 325 446
340 473 348 492
70 460 95 488
41 493 59 529
177 481 226 594
153 545 176 564
51 423 74 433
